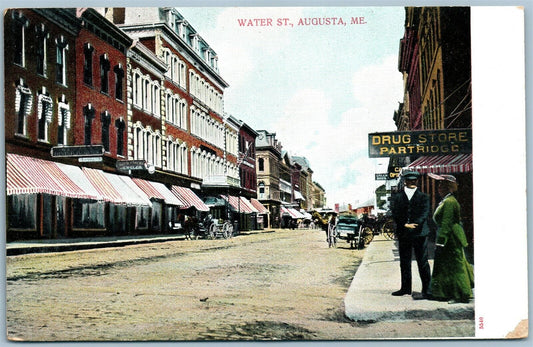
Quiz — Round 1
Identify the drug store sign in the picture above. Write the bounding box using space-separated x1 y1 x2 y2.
368 129 472 158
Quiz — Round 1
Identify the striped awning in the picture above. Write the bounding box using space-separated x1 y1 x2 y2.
403 154 473 174
171 186 209 212
132 178 183 206
6 153 99 200
82 167 125 204
109 175 152 207
281 206 306 219
221 195 257 213
250 198 269 214
239 197 259 213
82 168 152 207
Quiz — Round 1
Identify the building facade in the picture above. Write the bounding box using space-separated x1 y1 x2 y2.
397 7 473 256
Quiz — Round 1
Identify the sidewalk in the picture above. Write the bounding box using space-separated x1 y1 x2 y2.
344 234 474 322
6 229 277 256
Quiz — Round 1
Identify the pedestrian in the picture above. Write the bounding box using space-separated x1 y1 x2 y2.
327 214 337 242
428 174 474 303
390 171 431 299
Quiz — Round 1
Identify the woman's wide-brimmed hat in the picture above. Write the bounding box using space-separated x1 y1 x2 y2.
428 173 457 182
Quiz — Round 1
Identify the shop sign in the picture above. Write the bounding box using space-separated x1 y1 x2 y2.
51 145 104 157
116 160 147 171
368 129 472 158
388 165 402 179
375 173 388 180
79 157 103 163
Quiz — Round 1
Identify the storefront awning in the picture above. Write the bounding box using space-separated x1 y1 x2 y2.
281 206 306 219
250 198 269 214
221 195 257 213
239 197 259 213
55 162 102 201
132 178 183 206
403 154 472 174
294 191 305 201
171 186 209 212
82 168 152 207
6 153 99 200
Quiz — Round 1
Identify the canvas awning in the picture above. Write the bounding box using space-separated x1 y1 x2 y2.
82 168 152 207
294 191 305 201
221 195 257 213
6 153 99 200
132 178 183 206
250 198 269 214
281 206 305 219
171 186 209 212
403 154 472 174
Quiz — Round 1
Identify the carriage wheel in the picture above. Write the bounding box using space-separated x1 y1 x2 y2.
224 223 233 239
382 219 396 240
208 224 216 239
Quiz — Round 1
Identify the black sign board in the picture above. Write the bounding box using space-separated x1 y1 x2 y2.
368 129 472 158
116 160 147 171
51 145 104 158
375 173 388 180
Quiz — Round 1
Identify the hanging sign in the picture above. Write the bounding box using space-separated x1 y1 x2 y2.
368 129 472 158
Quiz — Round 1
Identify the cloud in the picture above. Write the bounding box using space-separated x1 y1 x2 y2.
274 56 402 208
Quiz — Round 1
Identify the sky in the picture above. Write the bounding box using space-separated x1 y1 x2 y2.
178 6 405 208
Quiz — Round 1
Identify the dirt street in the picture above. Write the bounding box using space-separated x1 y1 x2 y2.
6 228 474 341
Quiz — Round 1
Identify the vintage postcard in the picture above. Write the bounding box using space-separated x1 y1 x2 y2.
2 1 528 342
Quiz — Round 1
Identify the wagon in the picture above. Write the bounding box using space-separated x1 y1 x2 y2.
207 219 234 239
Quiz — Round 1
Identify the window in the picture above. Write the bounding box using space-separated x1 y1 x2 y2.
56 36 68 85
35 24 49 76
100 54 110 94
15 79 33 136
57 96 70 145
100 111 111 152
114 64 124 101
258 158 265 171
7 194 36 229
12 11 29 67
83 104 95 145
72 201 105 229
115 117 125 156
83 43 94 85
37 87 53 142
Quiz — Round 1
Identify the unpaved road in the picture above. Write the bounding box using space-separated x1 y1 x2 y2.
6 228 474 341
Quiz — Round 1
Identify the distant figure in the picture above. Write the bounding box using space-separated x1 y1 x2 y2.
390 171 431 299
430 174 474 303
327 214 337 241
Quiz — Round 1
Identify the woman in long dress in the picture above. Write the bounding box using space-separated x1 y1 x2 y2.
430 174 474 303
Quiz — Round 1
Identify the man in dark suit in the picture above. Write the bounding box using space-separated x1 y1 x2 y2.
390 171 431 299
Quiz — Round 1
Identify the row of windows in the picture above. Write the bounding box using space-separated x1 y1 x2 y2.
132 68 162 117
419 9 440 92
189 70 223 114
83 43 125 101
422 72 443 130
14 79 71 145
132 122 239 181
173 17 219 72
226 130 239 157
190 147 238 180
161 48 187 89
12 12 69 86
83 104 126 155
164 91 187 130
190 106 225 149
132 123 162 168
166 138 188 175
